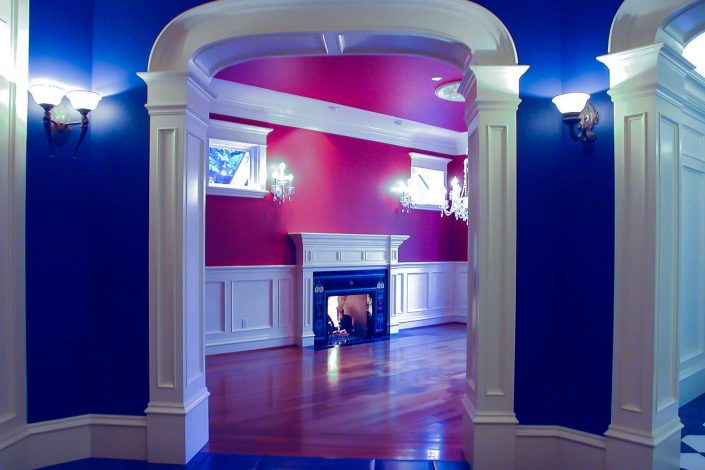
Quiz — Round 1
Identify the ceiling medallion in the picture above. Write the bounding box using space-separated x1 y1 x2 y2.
434 81 465 102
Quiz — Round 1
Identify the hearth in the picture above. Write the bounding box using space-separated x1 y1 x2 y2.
312 269 389 349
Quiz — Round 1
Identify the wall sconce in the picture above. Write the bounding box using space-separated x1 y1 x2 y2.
392 179 416 214
270 162 294 205
28 83 102 159
552 92 599 147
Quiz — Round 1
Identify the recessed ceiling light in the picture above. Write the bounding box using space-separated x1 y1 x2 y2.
435 81 465 102
431 76 443 82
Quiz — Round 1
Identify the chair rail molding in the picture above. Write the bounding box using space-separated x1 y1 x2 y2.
0 0 28 468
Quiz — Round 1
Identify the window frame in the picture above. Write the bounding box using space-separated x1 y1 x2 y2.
408 152 451 211
207 120 274 198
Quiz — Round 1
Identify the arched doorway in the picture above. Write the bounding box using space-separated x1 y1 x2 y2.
140 1 526 467
601 1 705 468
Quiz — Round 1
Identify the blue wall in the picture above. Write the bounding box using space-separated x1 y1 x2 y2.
27 0 620 435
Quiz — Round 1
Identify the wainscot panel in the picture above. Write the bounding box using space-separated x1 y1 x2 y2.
205 266 297 355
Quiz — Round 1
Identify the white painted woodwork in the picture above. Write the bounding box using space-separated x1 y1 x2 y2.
516 426 606 470
0 0 27 468
1 414 147 470
143 0 522 466
598 36 705 469
289 233 409 346
138 71 213 464
211 79 467 156
206 119 273 198
203 262 468 354
679 118 705 405
459 64 526 470
204 266 296 355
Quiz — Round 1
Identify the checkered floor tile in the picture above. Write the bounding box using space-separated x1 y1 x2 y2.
681 394 705 470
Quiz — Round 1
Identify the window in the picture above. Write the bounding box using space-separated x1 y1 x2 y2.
408 152 451 210
207 120 274 198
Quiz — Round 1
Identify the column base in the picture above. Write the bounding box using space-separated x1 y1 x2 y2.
146 389 209 464
462 395 518 470
605 419 682 470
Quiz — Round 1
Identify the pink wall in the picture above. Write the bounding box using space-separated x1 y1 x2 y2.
206 115 468 266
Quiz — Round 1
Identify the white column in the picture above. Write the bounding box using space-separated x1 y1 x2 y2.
461 65 528 470
138 72 213 464
0 0 28 467
598 44 690 470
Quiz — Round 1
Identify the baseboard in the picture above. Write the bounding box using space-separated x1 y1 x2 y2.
516 425 606 470
398 314 464 330
0 414 147 470
206 336 297 355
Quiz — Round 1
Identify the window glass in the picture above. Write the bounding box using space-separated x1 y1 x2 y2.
208 144 252 189
410 166 446 206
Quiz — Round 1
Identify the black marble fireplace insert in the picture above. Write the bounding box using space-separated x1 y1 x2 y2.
312 269 389 349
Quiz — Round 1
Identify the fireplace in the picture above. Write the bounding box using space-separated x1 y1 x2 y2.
289 233 409 347
312 269 389 348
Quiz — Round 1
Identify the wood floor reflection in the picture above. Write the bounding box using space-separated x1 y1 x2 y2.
205 323 467 461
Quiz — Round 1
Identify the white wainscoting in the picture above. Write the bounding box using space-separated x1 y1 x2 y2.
679 123 705 405
390 262 468 331
205 261 468 354
205 266 297 355
516 426 606 470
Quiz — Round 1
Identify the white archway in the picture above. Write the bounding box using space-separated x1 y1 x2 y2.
600 1 705 468
140 0 527 467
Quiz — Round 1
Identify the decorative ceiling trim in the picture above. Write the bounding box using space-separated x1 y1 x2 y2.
210 78 468 156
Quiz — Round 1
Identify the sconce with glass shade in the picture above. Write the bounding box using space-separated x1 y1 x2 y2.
392 179 416 214
552 92 599 147
270 162 294 205
28 83 102 159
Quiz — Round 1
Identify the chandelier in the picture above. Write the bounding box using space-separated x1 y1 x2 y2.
440 158 469 224
392 179 416 214
270 162 294 205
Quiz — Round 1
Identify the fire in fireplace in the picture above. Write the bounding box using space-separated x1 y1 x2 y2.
313 270 389 349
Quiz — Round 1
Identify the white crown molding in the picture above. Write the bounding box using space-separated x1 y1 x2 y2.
210 78 468 156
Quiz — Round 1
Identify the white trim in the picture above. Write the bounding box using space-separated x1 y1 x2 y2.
207 119 273 197
516 426 607 470
408 152 453 210
409 152 453 170
0 415 147 470
0 0 27 467
211 79 468 155
143 2 522 466
603 4 705 467
207 187 268 198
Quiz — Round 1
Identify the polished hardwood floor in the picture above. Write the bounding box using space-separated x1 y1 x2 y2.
205 324 467 461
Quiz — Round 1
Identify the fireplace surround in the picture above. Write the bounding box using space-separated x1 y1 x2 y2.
312 269 389 348
289 233 409 346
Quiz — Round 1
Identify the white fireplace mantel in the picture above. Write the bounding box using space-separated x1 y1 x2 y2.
289 233 409 346
289 233 410 269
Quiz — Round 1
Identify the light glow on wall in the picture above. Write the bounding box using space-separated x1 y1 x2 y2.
684 32 705 77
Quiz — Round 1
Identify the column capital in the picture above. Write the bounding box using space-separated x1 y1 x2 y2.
597 43 693 102
138 71 214 120
461 65 528 126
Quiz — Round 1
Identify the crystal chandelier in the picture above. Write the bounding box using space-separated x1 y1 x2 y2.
392 179 416 214
270 162 294 205
440 158 469 224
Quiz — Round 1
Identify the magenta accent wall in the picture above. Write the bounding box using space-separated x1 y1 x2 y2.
206 115 468 266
